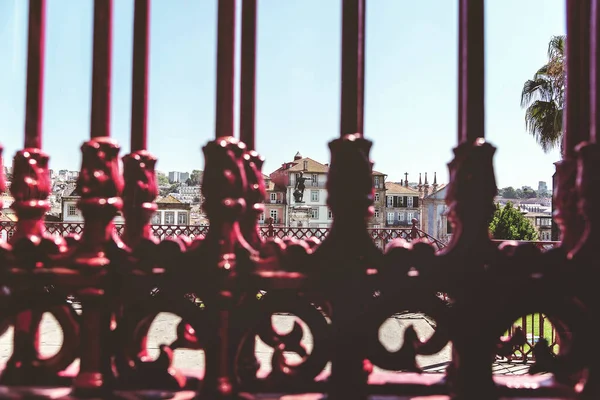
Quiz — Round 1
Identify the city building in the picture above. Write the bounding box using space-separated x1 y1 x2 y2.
384 181 420 227
151 195 191 225
270 152 330 228
262 174 286 225
520 205 553 241
538 181 548 196
421 177 451 243
60 187 124 224
174 184 201 203
371 171 387 228
168 171 190 183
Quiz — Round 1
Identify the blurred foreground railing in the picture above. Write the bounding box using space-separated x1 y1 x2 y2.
0 0 597 398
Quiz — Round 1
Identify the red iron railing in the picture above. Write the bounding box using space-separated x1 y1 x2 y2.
0 0 597 399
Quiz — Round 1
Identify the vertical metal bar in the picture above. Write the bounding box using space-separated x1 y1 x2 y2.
90 0 113 138
457 0 484 144
564 0 591 155
130 0 150 151
591 0 599 143
24 0 46 149
340 0 365 137
215 0 236 139
240 0 257 150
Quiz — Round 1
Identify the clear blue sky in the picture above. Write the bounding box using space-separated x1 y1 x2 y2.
0 0 564 189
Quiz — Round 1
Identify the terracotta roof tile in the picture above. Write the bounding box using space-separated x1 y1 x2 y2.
286 158 329 173
385 182 419 195
156 195 183 204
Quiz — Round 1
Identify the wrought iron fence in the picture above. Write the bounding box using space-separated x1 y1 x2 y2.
0 0 597 399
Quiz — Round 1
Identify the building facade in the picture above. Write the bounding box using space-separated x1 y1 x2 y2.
421 183 451 243
151 195 191 225
60 188 125 224
384 182 420 227
262 175 286 225
370 171 387 228
269 152 331 228
168 171 190 183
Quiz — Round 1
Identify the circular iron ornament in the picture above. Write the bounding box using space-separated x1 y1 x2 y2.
234 291 331 385
363 292 451 371
0 290 80 376
491 282 591 385
115 290 209 388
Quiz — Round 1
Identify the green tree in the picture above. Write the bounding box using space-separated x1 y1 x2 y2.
521 186 537 199
521 35 565 153
489 202 538 241
189 170 203 185
156 173 169 186
499 186 517 199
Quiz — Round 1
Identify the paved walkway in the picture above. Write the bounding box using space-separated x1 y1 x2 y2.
0 312 531 376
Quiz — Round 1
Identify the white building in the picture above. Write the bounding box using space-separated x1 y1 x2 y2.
174 184 201 203
60 188 125 224
168 171 190 183
270 152 331 228
151 195 191 225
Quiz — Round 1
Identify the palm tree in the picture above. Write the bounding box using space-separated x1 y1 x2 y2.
520 35 566 153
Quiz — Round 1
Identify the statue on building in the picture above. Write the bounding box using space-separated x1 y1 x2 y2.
293 172 307 203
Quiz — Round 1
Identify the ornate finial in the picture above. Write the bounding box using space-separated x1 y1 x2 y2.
570 142 600 259
316 133 378 261
73 137 124 267
443 139 497 256
121 150 159 247
553 157 582 252
418 173 422 186
424 172 429 185
0 145 5 205
239 149 267 251
9 148 51 241
201 136 256 269
433 171 438 186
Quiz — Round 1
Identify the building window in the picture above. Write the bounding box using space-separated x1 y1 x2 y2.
374 209 380 218
259 213 265 222
375 193 380 202
270 193 277 202
387 196 393 207
387 212 394 224
68 205 77 216
311 190 319 202
151 212 161 224
270 209 278 223
407 196 414 207
312 174 318 186
311 207 319 219
165 212 175 224
328 209 333 219
399 212 405 221
407 212 414 222
374 176 380 188
178 212 188 225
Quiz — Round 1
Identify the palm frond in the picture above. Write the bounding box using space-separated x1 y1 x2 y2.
524 100 563 152
547 35 566 60
521 77 554 108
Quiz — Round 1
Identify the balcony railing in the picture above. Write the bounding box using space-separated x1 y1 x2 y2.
0 0 597 399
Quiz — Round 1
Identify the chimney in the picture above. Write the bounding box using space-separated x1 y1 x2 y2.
418 173 423 193
432 171 438 192
404 172 409 187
